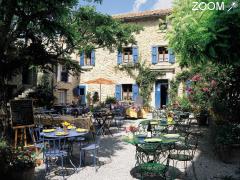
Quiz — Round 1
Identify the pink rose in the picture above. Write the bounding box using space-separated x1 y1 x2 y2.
210 80 217 87
202 87 209 92
192 74 202 82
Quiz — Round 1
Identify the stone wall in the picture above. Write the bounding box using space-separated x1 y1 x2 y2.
53 16 182 106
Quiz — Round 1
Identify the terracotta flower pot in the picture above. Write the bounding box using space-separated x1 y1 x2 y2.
35 159 43 166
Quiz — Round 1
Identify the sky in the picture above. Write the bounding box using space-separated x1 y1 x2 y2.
80 0 173 15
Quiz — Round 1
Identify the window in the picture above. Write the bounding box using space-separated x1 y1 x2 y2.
122 84 132 101
123 47 133 63
61 65 69 82
84 52 92 66
80 88 85 96
80 50 95 66
158 46 168 62
58 90 67 104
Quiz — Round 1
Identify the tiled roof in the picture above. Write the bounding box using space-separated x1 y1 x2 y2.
113 9 172 21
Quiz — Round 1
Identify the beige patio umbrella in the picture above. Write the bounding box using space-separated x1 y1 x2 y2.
84 78 115 102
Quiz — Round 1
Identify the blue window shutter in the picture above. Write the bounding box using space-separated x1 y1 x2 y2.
80 51 85 66
155 83 161 108
168 48 175 64
152 46 158 64
73 86 80 97
132 47 138 64
115 84 122 101
79 85 86 104
117 50 122 65
132 84 139 101
91 50 95 66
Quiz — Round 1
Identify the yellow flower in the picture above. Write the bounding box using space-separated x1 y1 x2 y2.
63 121 70 126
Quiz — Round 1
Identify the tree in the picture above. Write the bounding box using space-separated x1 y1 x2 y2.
168 0 240 67
0 0 142 106
168 0 240 124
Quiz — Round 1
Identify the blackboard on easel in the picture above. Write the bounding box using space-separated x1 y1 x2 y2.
10 99 34 126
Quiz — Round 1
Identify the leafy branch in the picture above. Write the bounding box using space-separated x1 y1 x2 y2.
116 60 163 106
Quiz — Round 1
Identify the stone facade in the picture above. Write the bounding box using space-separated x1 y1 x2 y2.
54 9 182 108
53 52 80 104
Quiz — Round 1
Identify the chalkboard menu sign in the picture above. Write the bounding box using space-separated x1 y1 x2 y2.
10 99 34 126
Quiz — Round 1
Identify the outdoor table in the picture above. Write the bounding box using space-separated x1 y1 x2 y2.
41 128 88 138
123 133 181 165
41 128 89 173
93 111 113 136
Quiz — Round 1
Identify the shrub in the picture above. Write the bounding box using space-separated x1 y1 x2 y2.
177 96 192 112
105 96 117 104
92 92 99 103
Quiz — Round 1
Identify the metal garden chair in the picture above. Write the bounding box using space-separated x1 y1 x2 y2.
136 143 170 180
43 137 68 178
29 127 44 153
79 126 103 171
168 133 198 178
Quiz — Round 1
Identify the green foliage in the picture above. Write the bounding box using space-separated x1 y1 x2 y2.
105 96 117 104
0 138 11 174
177 96 192 112
171 63 240 123
168 0 240 66
27 73 55 107
215 124 240 145
92 92 99 103
0 0 142 104
0 138 36 174
117 61 163 106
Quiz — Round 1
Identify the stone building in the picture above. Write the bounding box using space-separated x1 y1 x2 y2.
55 9 183 108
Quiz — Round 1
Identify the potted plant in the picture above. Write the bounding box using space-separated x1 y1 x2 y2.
8 146 36 180
92 92 99 105
0 138 12 175
105 96 117 109
0 139 36 180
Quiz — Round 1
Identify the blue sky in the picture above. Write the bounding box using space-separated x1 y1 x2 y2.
80 0 173 15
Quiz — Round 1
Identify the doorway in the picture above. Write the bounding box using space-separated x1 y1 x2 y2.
155 80 168 109
79 85 86 105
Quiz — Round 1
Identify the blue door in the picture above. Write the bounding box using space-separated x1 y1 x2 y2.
155 83 161 108
155 81 168 108
79 85 86 105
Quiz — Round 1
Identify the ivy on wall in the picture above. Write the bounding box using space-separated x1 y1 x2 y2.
116 61 163 107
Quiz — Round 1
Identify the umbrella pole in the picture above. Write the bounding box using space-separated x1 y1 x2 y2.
100 83 101 102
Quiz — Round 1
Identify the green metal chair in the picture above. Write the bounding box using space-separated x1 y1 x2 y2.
168 133 198 178
136 143 170 180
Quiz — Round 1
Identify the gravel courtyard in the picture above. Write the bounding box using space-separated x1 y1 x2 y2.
35 117 240 180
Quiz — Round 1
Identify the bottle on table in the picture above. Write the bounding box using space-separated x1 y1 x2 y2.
147 121 152 138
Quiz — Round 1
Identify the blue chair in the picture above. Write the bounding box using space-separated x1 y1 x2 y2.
79 127 103 171
29 127 44 152
43 137 68 178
